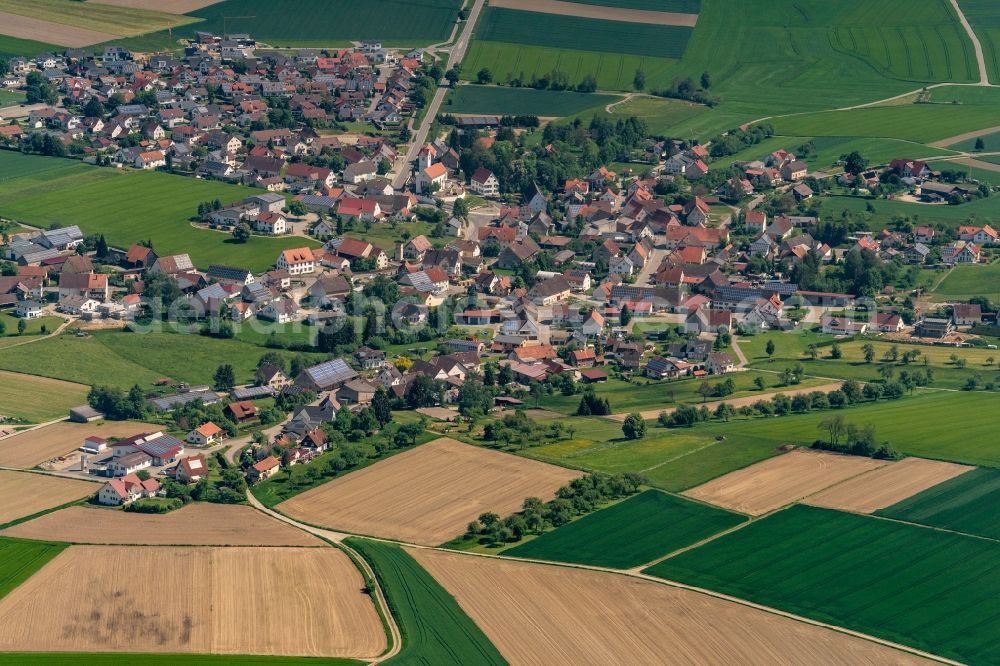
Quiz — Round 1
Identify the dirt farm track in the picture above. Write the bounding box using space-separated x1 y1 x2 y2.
410 548 931 665
2 503 325 546
0 545 386 658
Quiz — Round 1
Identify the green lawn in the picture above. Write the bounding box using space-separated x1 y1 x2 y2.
345 539 506 666
932 261 1000 301
0 313 62 338
445 85 617 117
0 334 162 388
0 34 61 59
0 370 89 423
0 90 24 106
598 95 710 137
0 537 66 601
0 0 198 36
503 489 745 568
877 467 1000 540
647 505 1000 665
0 152 314 272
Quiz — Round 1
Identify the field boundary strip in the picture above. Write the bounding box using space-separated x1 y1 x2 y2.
488 0 697 26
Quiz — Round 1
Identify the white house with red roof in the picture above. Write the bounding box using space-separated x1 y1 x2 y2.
276 247 316 275
186 421 224 446
958 224 998 245
470 167 499 197
336 197 382 222
175 454 208 483
416 162 448 193
97 473 161 506
253 212 287 235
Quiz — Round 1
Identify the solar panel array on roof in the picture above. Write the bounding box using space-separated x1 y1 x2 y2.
232 385 276 400
304 358 357 389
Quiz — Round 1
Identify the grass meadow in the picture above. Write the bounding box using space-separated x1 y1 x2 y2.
932 262 1000 301
813 193 1000 231
958 0 1000 83
504 489 746 568
445 85 617 117
770 104 1000 144
0 35 59 59
647 505 1000 665
346 538 506 665
0 537 66 601
878 467 1000 539
0 152 313 272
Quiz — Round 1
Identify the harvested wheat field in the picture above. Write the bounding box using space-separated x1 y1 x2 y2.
409 548 930 665
88 0 220 12
279 437 581 545
0 545 385 657
0 12 118 47
0 470 97 526
804 457 974 514
490 0 698 26
3 503 324 547
683 449 888 516
0 420 160 469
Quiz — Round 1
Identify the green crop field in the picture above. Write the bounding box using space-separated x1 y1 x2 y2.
770 103 1000 144
0 537 66 601
598 95 710 137
0 153 313 272
445 85 617 117
181 0 462 47
958 1 1000 83
504 489 745 568
932 261 1000 301
0 370 89 423
0 0 198 36
0 35 60 59
0 655 362 665
647 505 1000 664
476 8 693 59
878 467 1000 539
464 41 682 94
346 539 506 666
0 330 324 389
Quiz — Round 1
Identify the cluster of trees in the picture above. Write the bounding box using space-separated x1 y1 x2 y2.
789 248 921 297
649 71 718 106
456 115 649 195
660 378 912 428
480 409 572 450
576 389 612 416
707 124 775 158
87 384 149 420
162 460 249 505
480 65 600 93
20 132 67 157
25 71 57 105
464 473 644 546
170 398 244 437
813 418 897 459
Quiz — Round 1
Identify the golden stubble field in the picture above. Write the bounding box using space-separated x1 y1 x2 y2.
0 11 118 46
89 0 221 12
0 470 98 525
804 457 974 513
0 545 386 658
3 503 324 546
683 448 889 515
0 420 160 469
278 437 581 545
410 548 931 665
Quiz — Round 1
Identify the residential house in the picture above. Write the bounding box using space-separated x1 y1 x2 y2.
276 247 316 275
97 473 161 505
186 421 224 446
175 454 208 483
470 167 499 197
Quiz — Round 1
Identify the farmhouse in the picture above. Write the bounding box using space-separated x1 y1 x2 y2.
250 456 280 483
174 454 209 483
277 247 316 275
97 473 161 506
470 168 499 197
186 422 224 446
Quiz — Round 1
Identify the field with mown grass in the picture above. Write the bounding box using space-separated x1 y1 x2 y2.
647 505 1000 665
346 538 506 665
504 489 745 568
445 85 617 117
0 371 89 423
0 34 59 59
0 152 313 272
931 261 1000 301
0 313 62 339
958 0 1000 83
812 193 999 231
878 466 1000 539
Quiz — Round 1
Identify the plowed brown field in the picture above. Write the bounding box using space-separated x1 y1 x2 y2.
0 545 386 657
410 548 930 665
2 503 324 546
278 437 581 545
804 457 974 513
683 449 888 515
